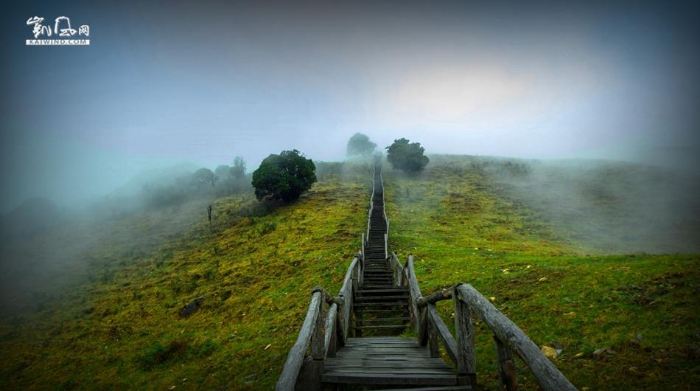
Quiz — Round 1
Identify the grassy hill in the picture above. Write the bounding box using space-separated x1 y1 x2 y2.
384 155 700 390
1 157 698 390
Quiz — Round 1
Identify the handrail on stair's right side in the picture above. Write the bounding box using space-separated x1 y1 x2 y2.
389 254 578 391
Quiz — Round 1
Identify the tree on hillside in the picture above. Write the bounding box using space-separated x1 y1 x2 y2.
193 168 216 189
252 150 317 202
346 133 377 157
214 165 232 179
386 138 430 173
231 156 246 179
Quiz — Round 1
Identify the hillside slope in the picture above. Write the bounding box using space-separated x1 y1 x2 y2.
384 155 700 390
0 166 370 390
0 157 698 390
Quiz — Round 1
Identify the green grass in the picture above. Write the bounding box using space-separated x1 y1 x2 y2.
0 165 370 390
384 155 700 390
1 156 698 390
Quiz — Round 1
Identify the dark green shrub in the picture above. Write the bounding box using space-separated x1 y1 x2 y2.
386 138 430 173
251 150 317 202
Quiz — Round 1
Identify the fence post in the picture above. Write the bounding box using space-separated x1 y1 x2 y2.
428 311 439 358
308 289 325 391
454 284 477 387
494 335 518 391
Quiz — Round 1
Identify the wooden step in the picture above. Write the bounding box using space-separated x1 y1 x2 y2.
356 317 410 324
355 296 408 302
358 287 408 292
362 285 398 289
354 325 408 331
354 302 409 308
373 386 472 391
354 309 407 314
322 337 458 386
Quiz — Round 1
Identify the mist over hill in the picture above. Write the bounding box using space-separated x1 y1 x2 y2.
455 155 700 254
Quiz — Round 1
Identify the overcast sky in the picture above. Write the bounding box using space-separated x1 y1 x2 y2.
2 1 699 213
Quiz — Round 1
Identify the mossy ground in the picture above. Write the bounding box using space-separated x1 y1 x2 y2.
1 157 698 390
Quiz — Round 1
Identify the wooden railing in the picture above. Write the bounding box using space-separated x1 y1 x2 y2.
365 164 376 244
276 254 361 391
389 254 578 391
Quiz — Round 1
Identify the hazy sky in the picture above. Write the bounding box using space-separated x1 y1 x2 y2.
2 1 699 213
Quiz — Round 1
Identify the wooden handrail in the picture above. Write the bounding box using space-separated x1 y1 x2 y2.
276 290 323 391
389 252 403 287
384 233 388 261
276 269 353 391
401 252 575 390
416 287 453 307
425 304 458 365
339 255 360 338
366 164 375 240
404 255 423 335
324 303 339 357
455 284 577 391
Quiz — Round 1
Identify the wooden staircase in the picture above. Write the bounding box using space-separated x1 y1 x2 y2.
322 161 458 388
354 162 410 337
276 159 577 391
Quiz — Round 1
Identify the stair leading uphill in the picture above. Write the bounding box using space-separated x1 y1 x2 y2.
353 163 410 337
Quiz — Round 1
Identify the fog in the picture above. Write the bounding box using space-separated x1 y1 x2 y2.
3 1 699 215
471 156 700 254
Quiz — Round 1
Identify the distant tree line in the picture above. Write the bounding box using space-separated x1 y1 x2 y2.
141 156 251 209
346 133 430 173
140 132 430 210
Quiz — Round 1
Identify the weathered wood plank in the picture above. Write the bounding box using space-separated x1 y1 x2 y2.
417 288 454 308
325 366 455 373
324 303 338 357
428 304 457 364
454 285 476 386
370 386 472 391
406 255 423 334
455 284 577 391
322 372 458 386
324 336 458 387
275 291 322 391
494 335 518 391
325 362 453 369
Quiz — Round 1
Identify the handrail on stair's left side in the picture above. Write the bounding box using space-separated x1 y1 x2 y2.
275 254 360 391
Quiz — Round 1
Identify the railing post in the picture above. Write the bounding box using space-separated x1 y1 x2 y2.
358 250 364 287
384 233 389 265
361 233 365 261
418 306 428 346
308 290 325 391
494 335 518 391
454 284 477 387
428 310 439 358
325 304 338 358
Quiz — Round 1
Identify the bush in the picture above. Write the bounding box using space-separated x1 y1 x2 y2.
386 138 430 173
251 150 317 202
